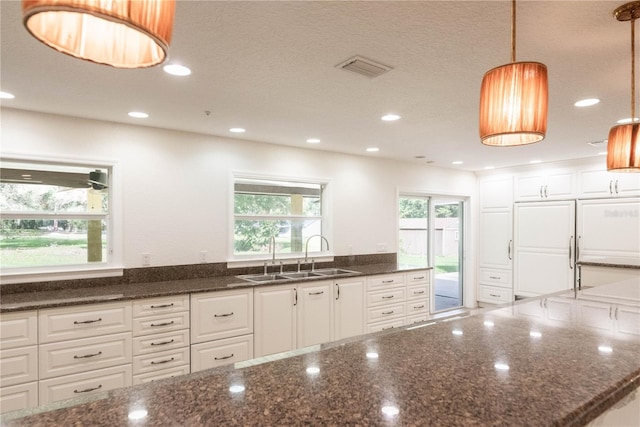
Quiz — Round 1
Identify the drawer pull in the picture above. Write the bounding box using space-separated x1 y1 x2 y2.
150 321 175 327
151 357 175 365
413 276 425 280
309 291 324 295
489 293 501 298
382 295 394 299
382 310 394 315
215 353 234 360
489 276 501 280
214 312 234 318
74 351 103 359
74 384 102 394
382 326 394 330
382 280 395 284
414 305 425 309
74 318 102 325
150 303 175 309
413 291 425 295
151 339 175 346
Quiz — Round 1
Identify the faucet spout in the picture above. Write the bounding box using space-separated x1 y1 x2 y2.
304 234 330 263
268 236 276 265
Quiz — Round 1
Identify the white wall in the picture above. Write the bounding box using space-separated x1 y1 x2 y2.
1 108 478 270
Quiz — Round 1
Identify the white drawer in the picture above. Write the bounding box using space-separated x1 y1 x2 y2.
366 274 405 290
191 290 253 344
39 364 132 405
480 269 512 287
0 345 38 387
366 318 405 333
478 285 513 304
0 311 38 349
0 381 38 414
133 346 190 375
39 332 132 379
133 328 190 356
406 299 429 315
407 284 429 300
406 314 429 325
367 288 406 306
133 295 190 317
406 270 430 284
367 303 405 323
133 365 190 385
133 311 189 337
39 301 132 344
191 334 254 372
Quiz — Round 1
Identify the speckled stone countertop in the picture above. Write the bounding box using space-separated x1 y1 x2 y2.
2 280 639 426
577 257 640 269
0 263 424 313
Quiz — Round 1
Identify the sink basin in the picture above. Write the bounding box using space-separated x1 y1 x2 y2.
281 271 325 279
237 274 290 283
235 268 360 285
312 268 360 276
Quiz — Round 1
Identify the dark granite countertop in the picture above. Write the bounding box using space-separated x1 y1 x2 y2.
0 263 428 313
577 257 640 269
2 280 639 426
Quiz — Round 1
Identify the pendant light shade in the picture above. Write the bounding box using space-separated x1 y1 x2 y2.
22 0 175 68
607 1 640 172
479 61 548 146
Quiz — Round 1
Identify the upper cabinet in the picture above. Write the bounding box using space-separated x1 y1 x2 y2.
480 175 513 209
515 169 576 201
578 168 640 198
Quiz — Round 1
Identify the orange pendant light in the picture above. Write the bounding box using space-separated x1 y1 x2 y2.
22 0 175 68
607 1 640 172
479 0 548 146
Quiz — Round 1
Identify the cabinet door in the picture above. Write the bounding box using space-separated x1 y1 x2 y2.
253 285 296 358
616 173 640 197
515 175 546 201
479 210 512 269
546 172 576 199
514 201 576 297
190 289 253 344
334 279 364 341
297 281 333 348
615 304 640 337
480 176 513 209
579 169 617 198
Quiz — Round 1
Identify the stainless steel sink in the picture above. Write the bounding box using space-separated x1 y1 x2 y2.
236 268 360 285
237 274 290 283
281 271 325 279
312 268 359 276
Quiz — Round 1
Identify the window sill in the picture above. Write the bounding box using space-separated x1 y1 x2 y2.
0 265 124 285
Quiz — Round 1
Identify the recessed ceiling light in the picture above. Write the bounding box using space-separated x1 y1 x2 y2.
306 138 321 144
366 147 379 152
617 117 640 124
452 161 464 165
229 128 246 133
574 98 600 107
0 91 15 99
163 64 191 76
381 114 400 121
529 160 542 164
128 111 149 118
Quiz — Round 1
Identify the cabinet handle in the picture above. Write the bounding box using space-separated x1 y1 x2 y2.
150 303 175 309
610 180 614 195
74 384 102 394
489 276 501 280
294 288 298 306
615 180 619 194
74 351 103 359
413 276 425 280
414 305 425 309
508 240 513 260
74 318 102 325
539 185 544 198
215 353 234 360
382 280 394 284
382 295 394 299
382 310 394 315
335 283 340 301
614 307 619 320
151 339 175 347
413 291 425 295
309 291 324 295
151 357 175 365
150 320 175 327
214 313 234 318
569 236 574 269
544 185 549 198
543 299 548 309
609 306 613 319
489 293 501 298
382 326 394 330
576 236 581 262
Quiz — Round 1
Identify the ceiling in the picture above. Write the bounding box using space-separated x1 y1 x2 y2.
0 1 633 171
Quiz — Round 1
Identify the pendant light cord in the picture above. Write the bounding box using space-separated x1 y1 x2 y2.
511 0 516 63
632 18 636 121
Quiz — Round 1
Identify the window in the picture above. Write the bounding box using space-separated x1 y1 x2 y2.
1 158 112 272
398 195 430 268
233 176 326 259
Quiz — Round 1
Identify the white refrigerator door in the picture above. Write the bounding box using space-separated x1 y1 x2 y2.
514 200 576 297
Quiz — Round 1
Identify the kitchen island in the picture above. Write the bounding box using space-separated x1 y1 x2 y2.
1 278 639 426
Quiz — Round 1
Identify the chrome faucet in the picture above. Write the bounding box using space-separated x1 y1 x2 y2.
264 236 276 275
304 235 330 271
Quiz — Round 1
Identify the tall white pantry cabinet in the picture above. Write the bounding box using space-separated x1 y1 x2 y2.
478 160 640 303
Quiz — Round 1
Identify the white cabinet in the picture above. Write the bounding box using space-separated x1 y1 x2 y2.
578 168 640 198
297 281 334 348
37 301 133 405
480 175 513 210
190 289 253 372
132 295 190 384
515 297 575 326
253 284 297 358
515 170 576 201
578 300 640 338
514 201 576 297
0 311 38 414
333 278 365 341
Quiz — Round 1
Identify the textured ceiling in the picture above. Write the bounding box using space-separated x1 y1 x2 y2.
0 1 631 171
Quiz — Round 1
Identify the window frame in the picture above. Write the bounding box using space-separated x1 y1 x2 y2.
0 153 123 284
229 172 332 266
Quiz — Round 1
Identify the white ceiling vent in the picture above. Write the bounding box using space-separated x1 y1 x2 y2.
587 139 608 148
336 56 392 78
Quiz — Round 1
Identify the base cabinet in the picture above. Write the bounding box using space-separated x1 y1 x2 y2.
334 279 365 340
191 334 254 371
297 281 334 348
253 284 297 358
